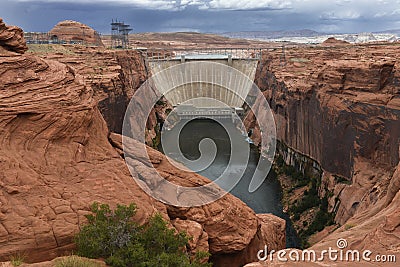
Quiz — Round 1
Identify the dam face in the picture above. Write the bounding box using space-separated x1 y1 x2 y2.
147 50 260 110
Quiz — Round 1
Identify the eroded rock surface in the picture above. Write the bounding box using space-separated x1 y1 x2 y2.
0 18 27 55
320 37 350 46
31 45 169 145
245 44 400 265
172 218 209 262
0 45 167 262
49 20 103 46
4 18 399 266
210 214 286 267
110 132 277 266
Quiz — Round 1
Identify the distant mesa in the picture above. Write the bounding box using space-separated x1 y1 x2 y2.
0 17 28 55
48 20 104 46
321 37 350 46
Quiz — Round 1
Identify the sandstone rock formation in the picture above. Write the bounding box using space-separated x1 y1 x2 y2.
34 45 168 145
3 17 399 266
0 40 166 262
49 20 104 46
257 214 286 251
210 214 286 267
251 43 399 189
244 43 400 265
172 218 209 262
109 133 286 266
0 18 27 55
320 37 350 46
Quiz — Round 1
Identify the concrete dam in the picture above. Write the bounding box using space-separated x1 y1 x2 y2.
146 48 261 118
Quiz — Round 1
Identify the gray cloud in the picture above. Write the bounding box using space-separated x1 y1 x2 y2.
2 0 400 33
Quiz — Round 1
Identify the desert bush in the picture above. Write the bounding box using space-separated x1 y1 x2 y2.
54 255 102 267
76 202 211 267
9 253 25 267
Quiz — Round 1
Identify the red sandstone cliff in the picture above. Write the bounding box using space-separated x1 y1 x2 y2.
244 44 400 264
31 44 169 146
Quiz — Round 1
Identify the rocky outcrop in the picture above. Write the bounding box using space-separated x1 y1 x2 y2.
253 49 399 179
257 214 286 251
210 214 286 267
172 218 209 262
245 44 400 262
320 37 350 46
110 132 284 266
38 46 167 144
6 17 399 265
0 18 27 55
0 47 167 262
245 166 400 266
0 20 164 261
49 20 103 46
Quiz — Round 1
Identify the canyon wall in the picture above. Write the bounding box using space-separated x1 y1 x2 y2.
245 44 400 263
253 47 399 179
250 45 400 221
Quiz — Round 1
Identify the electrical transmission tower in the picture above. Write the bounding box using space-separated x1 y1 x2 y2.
111 19 132 49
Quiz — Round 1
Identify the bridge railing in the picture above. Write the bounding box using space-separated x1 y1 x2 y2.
142 47 263 61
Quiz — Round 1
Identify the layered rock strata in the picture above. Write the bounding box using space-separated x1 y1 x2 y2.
244 43 400 264
0 18 27 55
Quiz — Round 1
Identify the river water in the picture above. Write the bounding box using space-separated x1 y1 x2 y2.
161 118 299 248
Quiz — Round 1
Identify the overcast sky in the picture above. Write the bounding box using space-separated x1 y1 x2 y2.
1 0 400 34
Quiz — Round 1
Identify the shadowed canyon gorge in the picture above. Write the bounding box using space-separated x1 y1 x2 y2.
0 18 399 266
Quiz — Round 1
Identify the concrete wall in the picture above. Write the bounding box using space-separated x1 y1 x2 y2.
148 59 258 108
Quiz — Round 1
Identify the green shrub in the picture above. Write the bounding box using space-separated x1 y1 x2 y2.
289 179 320 215
303 208 334 236
299 196 335 240
274 151 336 249
55 255 102 267
76 203 211 267
10 253 25 267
